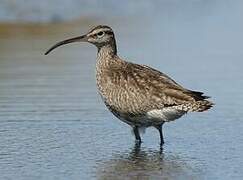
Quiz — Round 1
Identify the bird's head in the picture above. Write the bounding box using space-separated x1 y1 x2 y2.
45 25 115 55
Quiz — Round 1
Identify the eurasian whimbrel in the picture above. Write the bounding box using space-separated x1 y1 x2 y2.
45 25 213 145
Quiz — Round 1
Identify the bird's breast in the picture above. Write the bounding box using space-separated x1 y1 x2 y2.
96 71 150 115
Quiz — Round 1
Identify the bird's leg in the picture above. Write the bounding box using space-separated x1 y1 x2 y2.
156 122 165 146
133 126 141 144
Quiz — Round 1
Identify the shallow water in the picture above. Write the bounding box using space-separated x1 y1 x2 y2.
0 1 243 180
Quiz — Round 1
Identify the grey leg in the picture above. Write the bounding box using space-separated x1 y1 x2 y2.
156 123 165 145
133 126 141 144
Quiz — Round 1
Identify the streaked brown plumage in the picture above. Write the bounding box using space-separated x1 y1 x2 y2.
45 25 213 145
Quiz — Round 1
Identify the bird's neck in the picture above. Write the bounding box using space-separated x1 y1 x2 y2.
97 41 117 69
97 40 117 57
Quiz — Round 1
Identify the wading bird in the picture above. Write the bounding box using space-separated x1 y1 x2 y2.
45 25 213 145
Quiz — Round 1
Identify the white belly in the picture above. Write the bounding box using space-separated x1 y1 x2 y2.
109 107 186 127
146 107 186 122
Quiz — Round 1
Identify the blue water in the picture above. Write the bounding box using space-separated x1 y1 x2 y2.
0 1 243 179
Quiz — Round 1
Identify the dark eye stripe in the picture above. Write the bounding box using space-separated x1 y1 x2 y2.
105 31 113 35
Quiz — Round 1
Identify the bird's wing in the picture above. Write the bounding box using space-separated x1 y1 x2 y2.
105 60 211 114
124 63 210 107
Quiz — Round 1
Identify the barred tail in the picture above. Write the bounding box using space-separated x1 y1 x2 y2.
176 100 214 112
190 100 214 112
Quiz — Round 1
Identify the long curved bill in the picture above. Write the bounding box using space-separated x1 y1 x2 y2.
44 35 87 55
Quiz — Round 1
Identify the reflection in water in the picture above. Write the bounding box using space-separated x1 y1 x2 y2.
97 144 200 180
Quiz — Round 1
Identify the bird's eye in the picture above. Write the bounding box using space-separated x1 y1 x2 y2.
97 31 104 37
